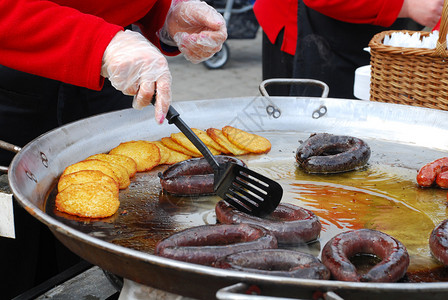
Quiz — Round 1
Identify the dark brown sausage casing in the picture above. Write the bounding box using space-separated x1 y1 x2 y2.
321 229 409 282
296 133 371 174
154 224 277 266
215 249 330 279
159 156 246 196
429 219 448 266
215 200 321 244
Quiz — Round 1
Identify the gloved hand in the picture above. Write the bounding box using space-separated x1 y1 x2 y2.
101 30 171 124
158 0 227 63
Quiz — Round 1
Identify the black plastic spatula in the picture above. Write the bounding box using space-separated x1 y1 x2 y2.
163 105 282 216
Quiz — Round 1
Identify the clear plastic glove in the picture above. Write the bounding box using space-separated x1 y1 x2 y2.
158 0 227 64
399 0 444 28
101 30 171 124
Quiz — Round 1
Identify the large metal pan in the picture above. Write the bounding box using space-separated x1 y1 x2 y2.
7 95 448 299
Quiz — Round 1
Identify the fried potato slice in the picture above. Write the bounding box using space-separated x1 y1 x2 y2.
63 159 130 189
109 141 161 172
61 159 119 184
192 128 228 154
171 132 221 156
206 128 249 155
86 153 137 177
57 170 119 196
164 148 191 165
55 182 120 218
153 140 191 164
161 137 199 157
153 141 171 165
222 126 271 154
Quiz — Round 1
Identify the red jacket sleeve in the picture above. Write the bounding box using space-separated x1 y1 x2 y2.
0 0 176 91
303 0 404 27
0 0 123 90
253 0 298 55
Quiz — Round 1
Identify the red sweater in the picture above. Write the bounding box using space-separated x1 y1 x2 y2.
0 0 174 90
254 0 404 56
253 0 298 55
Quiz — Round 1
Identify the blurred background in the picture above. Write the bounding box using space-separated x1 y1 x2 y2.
168 30 262 102
167 0 263 102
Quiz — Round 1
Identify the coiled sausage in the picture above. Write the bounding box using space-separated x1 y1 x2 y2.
154 224 277 266
296 133 371 174
158 156 245 196
215 201 321 244
215 249 330 279
429 219 448 266
417 157 448 188
321 229 409 282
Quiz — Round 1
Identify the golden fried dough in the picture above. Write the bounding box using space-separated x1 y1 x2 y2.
206 128 249 155
192 128 228 154
171 132 221 156
61 159 119 184
222 126 271 154
161 137 199 157
55 182 120 218
57 170 119 196
109 141 161 172
86 153 137 177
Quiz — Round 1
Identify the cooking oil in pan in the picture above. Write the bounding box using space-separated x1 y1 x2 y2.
46 158 448 282
256 159 448 281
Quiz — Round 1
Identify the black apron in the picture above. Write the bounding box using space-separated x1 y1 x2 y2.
0 66 133 166
291 1 423 98
0 65 133 298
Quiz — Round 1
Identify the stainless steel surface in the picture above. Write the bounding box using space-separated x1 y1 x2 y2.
216 283 345 300
259 79 330 98
7 96 448 300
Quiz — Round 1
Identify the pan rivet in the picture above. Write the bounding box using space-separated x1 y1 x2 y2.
312 105 327 119
40 152 48 168
26 170 37 183
266 105 281 118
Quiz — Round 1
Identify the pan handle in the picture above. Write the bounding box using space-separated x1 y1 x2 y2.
259 78 329 98
216 283 344 300
0 140 22 173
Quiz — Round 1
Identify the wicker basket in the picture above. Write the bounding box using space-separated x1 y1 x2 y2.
369 2 448 110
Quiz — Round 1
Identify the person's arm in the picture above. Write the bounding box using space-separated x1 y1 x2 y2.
304 0 444 28
303 0 404 27
398 0 443 28
0 0 122 90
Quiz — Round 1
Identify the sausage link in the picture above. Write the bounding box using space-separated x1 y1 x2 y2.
429 219 448 266
215 249 330 279
416 157 448 187
215 200 321 244
296 133 371 174
159 156 245 196
321 229 409 282
435 170 448 189
154 224 277 266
